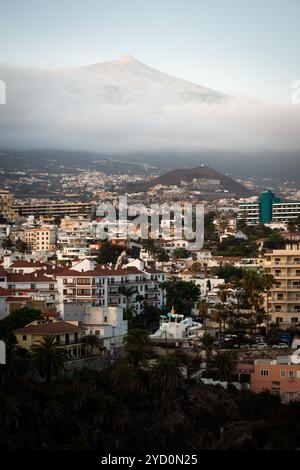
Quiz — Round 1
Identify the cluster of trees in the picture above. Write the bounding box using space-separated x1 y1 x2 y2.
2 237 29 253
213 236 258 257
196 271 275 346
2 324 300 449
161 264 200 314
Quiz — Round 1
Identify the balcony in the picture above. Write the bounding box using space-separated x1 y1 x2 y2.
107 280 128 286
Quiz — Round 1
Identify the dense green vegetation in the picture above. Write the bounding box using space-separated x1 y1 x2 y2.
96 241 123 264
1 324 300 449
0 307 42 342
213 236 258 257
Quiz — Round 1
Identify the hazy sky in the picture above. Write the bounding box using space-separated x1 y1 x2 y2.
0 0 299 102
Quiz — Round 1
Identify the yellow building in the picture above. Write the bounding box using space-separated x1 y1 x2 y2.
0 190 19 223
14 320 85 358
262 244 300 327
25 225 57 251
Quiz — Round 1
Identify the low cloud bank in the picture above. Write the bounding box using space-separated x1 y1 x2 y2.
0 64 299 155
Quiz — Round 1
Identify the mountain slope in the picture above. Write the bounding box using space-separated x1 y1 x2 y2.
78 54 227 105
129 164 252 196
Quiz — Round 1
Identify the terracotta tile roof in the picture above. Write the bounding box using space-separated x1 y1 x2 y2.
10 260 47 268
14 321 85 335
7 273 55 283
56 265 144 277
7 296 31 302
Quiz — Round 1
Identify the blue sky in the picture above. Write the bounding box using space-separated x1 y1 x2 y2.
0 0 299 101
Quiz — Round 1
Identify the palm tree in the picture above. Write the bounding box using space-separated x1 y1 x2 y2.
212 303 228 349
123 328 150 368
150 353 183 397
110 363 142 399
155 248 169 270
142 239 157 260
201 332 215 370
196 299 209 326
211 350 238 381
30 335 68 382
118 285 135 310
83 335 105 356
2 237 13 251
287 220 297 233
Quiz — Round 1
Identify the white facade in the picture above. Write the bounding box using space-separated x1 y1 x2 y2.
63 305 128 350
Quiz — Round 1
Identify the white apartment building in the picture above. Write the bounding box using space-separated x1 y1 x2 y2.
179 272 225 298
25 225 57 252
58 219 97 247
55 263 165 317
56 246 92 261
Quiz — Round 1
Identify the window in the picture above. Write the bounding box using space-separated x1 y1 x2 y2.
22 335 27 341
77 278 90 285
277 294 284 300
95 330 100 336
275 305 282 312
104 316 107 322
291 317 299 323
275 269 281 275
280 370 286 378
288 370 295 379
276 317 283 323
260 369 269 376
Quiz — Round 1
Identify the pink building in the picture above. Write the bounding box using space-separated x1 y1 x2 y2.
240 357 300 403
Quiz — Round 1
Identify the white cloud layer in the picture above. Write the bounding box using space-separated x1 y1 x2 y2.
0 63 299 155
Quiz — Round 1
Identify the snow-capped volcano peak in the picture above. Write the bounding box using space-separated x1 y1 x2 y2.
117 54 139 64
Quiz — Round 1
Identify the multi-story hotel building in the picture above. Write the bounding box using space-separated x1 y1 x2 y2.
14 201 95 219
0 190 19 223
261 244 300 327
238 191 300 225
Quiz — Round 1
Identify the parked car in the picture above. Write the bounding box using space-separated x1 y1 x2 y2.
240 344 251 349
254 342 268 349
272 343 289 349
224 334 237 342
